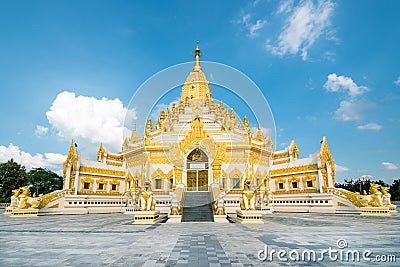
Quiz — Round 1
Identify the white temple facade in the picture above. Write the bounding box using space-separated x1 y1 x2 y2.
34 44 393 217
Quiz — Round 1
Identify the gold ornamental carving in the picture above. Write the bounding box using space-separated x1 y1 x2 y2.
168 143 184 168
79 166 125 177
179 117 209 154
270 164 318 175
274 152 289 160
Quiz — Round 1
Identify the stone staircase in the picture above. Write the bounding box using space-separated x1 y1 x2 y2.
181 192 214 222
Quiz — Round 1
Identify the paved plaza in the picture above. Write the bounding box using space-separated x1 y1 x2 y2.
1 210 399 266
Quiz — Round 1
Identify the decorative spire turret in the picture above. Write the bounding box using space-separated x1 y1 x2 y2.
97 143 105 162
256 126 265 141
131 123 138 143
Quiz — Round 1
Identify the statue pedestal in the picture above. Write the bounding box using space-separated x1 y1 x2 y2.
11 208 39 217
388 205 398 213
4 206 15 215
167 215 182 223
360 206 390 216
123 206 137 215
133 210 160 224
214 215 228 223
236 210 263 224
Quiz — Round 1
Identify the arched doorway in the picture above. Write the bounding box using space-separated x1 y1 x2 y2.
186 148 209 191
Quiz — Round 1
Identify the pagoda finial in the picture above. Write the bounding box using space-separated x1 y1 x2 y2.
256 125 265 141
131 123 139 143
193 40 202 71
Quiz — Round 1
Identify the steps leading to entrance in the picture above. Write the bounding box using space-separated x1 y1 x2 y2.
181 192 214 222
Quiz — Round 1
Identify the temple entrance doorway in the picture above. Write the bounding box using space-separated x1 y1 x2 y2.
186 148 209 191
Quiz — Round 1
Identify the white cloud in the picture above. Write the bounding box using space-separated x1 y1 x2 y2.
357 123 382 131
253 0 262 7
324 51 336 62
382 162 398 170
236 14 267 38
249 19 267 37
334 100 376 122
276 0 294 14
324 73 369 97
334 100 360 121
0 144 66 171
324 74 378 126
395 76 400 86
267 0 334 60
35 125 48 136
335 164 349 172
360 174 374 180
46 91 136 151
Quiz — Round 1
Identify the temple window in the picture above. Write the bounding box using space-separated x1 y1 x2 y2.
83 182 90 190
233 177 240 189
292 181 298 189
111 184 117 191
155 178 162 190
278 183 284 190
306 180 313 187
98 183 104 190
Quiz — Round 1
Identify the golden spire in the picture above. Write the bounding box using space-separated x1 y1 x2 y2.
193 40 202 71
180 41 212 101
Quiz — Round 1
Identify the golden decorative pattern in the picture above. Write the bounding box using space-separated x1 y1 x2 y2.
273 189 319 194
273 159 290 165
319 137 335 187
106 154 123 161
270 164 318 175
331 188 365 207
38 190 64 209
106 160 123 167
179 117 210 154
63 140 78 178
79 166 125 177
77 191 122 196
168 143 184 168
273 152 289 159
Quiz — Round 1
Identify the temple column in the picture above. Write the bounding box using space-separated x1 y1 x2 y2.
212 163 221 184
64 162 71 190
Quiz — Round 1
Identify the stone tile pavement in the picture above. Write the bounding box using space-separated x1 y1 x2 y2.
0 210 399 266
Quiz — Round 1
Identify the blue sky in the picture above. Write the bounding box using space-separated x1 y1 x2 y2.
0 0 399 184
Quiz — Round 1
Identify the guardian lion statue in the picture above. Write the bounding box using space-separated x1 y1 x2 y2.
239 181 255 210
17 186 43 209
139 183 156 211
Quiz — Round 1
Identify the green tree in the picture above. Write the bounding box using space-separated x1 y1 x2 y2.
0 159 28 203
335 178 390 194
390 179 400 201
27 168 63 196
335 178 372 194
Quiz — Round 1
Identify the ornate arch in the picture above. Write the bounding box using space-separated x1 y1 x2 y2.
152 168 166 190
80 176 92 191
229 167 243 189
